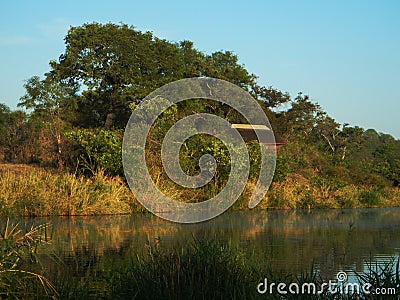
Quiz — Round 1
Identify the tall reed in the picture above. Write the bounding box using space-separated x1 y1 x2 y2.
0 165 142 216
0 219 57 298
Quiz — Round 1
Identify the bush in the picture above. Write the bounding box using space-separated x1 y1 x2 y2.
66 129 123 176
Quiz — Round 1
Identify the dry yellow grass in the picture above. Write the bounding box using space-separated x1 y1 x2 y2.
0 164 143 216
1 164 399 215
258 173 400 209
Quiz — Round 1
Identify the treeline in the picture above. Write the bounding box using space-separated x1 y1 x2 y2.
0 22 399 201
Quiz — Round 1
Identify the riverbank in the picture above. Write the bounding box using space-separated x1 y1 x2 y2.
0 164 399 217
0 164 143 216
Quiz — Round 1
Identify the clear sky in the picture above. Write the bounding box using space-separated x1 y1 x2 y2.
1 0 399 138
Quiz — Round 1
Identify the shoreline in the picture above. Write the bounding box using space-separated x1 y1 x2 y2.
1 163 399 217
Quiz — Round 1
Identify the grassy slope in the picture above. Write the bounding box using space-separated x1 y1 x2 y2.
0 164 399 217
0 164 144 217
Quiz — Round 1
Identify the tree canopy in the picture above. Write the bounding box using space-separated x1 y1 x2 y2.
46 23 267 128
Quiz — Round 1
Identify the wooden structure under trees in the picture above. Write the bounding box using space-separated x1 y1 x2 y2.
231 124 286 151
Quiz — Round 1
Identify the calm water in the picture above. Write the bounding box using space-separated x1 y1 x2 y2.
7 208 400 279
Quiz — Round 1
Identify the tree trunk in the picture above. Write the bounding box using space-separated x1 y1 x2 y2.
322 133 335 154
341 146 347 160
56 133 63 170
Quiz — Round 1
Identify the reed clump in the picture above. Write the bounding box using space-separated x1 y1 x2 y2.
0 220 57 298
0 164 142 217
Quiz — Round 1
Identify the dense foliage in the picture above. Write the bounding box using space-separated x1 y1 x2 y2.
0 22 399 209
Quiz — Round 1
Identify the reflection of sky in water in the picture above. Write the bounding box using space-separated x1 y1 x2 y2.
2 208 400 279
322 253 400 285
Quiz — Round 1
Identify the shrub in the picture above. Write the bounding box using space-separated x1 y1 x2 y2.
66 129 123 176
358 189 381 207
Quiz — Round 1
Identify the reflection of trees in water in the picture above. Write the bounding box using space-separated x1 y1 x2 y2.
4 209 399 279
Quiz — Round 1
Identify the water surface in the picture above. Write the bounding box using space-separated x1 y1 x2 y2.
7 208 400 279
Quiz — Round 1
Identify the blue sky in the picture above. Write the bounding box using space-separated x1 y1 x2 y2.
1 0 399 138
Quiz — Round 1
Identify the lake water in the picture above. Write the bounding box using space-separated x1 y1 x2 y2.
7 208 400 280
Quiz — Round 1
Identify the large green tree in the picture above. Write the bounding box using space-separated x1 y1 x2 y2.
47 22 286 129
